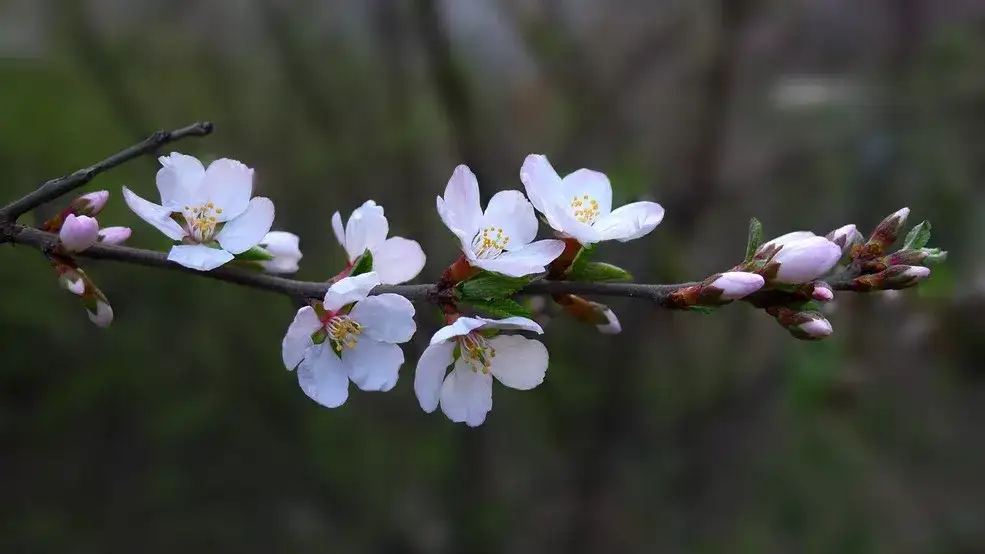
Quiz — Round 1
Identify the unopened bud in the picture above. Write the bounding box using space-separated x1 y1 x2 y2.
797 317 834 340
768 236 842 284
97 226 131 245
867 207 909 252
767 306 833 340
59 214 99 252
757 231 816 256
884 247 947 266
825 224 863 255
257 231 303 274
850 265 931 291
596 306 621 335
72 190 110 217
811 281 834 302
707 272 765 301
86 299 114 328
58 270 86 296
553 294 620 334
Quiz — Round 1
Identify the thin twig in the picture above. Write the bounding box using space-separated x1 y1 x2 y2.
0 122 213 221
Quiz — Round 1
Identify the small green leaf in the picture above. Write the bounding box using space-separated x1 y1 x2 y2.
350 249 374 276
744 217 763 262
465 298 532 319
685 305 717 314
456 271 532 301
902 220 932 250
234 246 275 262
567 261 632 282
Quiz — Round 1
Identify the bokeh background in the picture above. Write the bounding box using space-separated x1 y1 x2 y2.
2 1 984 552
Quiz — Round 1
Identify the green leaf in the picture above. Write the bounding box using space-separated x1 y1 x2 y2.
456 271 532 301
684 305 717 314
350 249 373 276
567 261 632 282
464 298 532 319
234 246 275 262
744 217 763 262
902 220 932 250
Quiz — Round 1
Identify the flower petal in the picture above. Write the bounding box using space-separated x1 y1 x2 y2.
760 231 816 252
167 244 235 271
344 339 404 392
349 293 416 344
429 317 487 345
122 186 186 241
369 237 426 285
593 201 664 242
772 237 842 284
476 316 544 334
297 344 349 408
481 190 538 250
415 342 455 413
323 272 381 312
331 211 346 254
561 168 612 218
156 152 205 209
519 154 565 216
438 165 482 241
344 200 389 261
200 158 254 220
215 197 275 254
476 239 565 277
282 306 322 370
488 334 548 390
440 363 494 427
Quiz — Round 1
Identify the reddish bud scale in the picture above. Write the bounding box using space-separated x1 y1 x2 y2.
552 293 610 326
548 237 585 279
866 209 909 252
440 255 480 286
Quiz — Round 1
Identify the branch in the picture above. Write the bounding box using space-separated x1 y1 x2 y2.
0 122 213 222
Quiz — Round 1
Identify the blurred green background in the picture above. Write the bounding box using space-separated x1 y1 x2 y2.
2 1 984 552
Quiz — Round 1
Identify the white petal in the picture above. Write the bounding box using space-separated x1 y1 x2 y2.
344 201 389 261
344 339 404 392
349 293 416 343
593 201 665 242
438 165 483 240
297 345 349 408
331 211 346 254
167 244 235 271
215 197 275 254
596 307 621 334
481 190 538 250
477 239 565 277
561 168 612 218
488 335 548 390
519 154 565 215
369 237 426 285
156 152 205 209
429 317 487 345
415 342 455 413
86 299 114 328
323 272 381 312
122 186 186 240
475 316 544 334
440 363 493 427
200 158 254 220
282 306 322 370
760 231 816 252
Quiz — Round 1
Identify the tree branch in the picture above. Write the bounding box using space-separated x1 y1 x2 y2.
0 122 213 222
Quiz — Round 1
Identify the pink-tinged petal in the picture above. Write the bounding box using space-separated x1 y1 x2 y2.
297 344 349 408
122 186 186 240
167 244 235 271
86 299 114 328
488 335 548 390
369 237 426 285
760 231 816 252
323 272 381 312
429 317 488 345
519 154 564 215
477 239 565 276
798 318 833 339
709 272 765 300
415 341 455 413
561 168 612 218
772 237 842 284
481 190 538 249
97 226 131 246
344 339 404 392
156 152 205 209
594 201 665 242
201 158 254 220
282 306 322 370
439 363 494 427
349 293 416 344
331 211 346 254
215 197 275 254
75 190 109 216
438 165 483 239
344 200 389 260
59 214 99 252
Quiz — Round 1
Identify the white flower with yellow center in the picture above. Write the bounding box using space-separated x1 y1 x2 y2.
436 165 565 277
281 272 416 408
520 154 665 245
414 315 548 427
122 152 275 271
331 200 426 285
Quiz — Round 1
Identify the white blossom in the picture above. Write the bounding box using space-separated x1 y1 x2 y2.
256 231 303 274
331 200 425 284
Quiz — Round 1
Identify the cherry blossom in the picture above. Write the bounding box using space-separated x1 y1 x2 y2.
331 200 425 284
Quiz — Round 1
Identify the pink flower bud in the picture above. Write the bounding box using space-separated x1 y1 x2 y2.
86 299 114 328
596 306 621 335
59 271 86 296
770 237 842 284
709 271 765 300
758 231 816 254
59 214 100 252
811 281 834 302
97 226 132 245
867 207 910 251
825 224 862 253
74 190 110 216
797 317 833 339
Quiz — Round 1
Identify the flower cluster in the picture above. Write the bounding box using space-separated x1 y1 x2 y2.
40 148 942 427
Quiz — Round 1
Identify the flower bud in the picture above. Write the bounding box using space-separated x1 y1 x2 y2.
59 214 99 252
596 306 621 335
884 247 947 266
867 207 909 252
850 265 931 291
797 316 834 340
811 281 834 302
97 226 132 245
825 224 863 255
768 236 842 284
757 231 816 256
58 269 86 296
553 294 620 334
72 190 110 217
767 306 833 340
86 299 114 328
708 272 765 301
257 231 303 274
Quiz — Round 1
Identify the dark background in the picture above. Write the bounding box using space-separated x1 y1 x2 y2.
2 1 984 552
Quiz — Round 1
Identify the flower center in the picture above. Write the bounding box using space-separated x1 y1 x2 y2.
182 201 224 242
326 314 362 352
470 226 511 259
457 332 495 373
570 194 600 224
